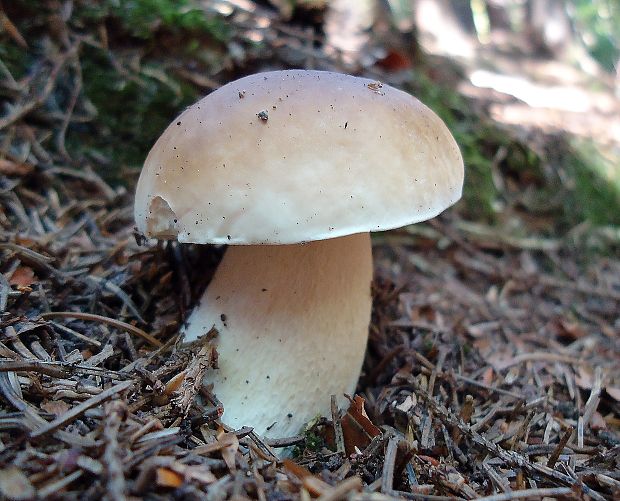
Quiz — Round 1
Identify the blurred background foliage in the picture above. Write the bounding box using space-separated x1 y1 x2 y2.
572 0 619 72
1 0 619 245
94 0 231 40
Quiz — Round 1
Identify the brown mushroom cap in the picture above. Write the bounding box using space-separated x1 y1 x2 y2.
134 70 464 245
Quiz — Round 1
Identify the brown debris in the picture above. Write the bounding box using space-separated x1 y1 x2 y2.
102 400 128 501
0 1 619 499
341 395 382 455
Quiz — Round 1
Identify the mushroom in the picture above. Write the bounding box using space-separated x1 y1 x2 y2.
134 70 463 438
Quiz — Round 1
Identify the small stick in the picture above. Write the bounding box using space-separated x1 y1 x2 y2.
428 348 448 397
547 426 573 468
0 242 56 263
595 474 620 491
537 274 620 302
481 462 511 493
582 367 603 429
248 431 279 462
414 383 606 501
331 395 345 454
453 395 474 444
577 416 584 449
471 401 503 433
49 321 102 347
40 311 162 347
317 476 362 501
266 435 305 448
473 487 572 501
0 358 127 380
30 380 133 439
102 400 127 501
0 45 76 130
452 373 523 400
499 352 591 368
37 471 83 499
508 411 534 451
87 275 146 323
171 344 216 418
381 437 399 494
351 492 459 501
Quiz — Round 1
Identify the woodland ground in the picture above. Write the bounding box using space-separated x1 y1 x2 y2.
0 1 619 500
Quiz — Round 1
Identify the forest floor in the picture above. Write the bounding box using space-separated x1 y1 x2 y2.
0 1 619 499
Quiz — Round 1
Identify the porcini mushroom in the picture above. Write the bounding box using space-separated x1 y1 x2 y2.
134 70 463 437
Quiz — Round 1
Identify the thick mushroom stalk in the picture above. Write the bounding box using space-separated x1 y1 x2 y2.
183 233 372 438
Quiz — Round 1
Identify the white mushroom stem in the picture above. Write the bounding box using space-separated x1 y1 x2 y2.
183 233 373 438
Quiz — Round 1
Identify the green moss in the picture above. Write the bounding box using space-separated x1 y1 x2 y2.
562 142 620 227
304 430 325 451
291 426 326 457
452 123 500 221
73 46 199 175
4 0 229 181
405 71 530 222
406 69 620 233
80 0 230 41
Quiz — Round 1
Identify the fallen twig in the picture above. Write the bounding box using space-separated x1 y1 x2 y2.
474 487 573 501
30 380 134 439
414 383 607 501
39 311 162 347
102 400 128 501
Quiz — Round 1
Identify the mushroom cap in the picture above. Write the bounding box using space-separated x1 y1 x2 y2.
134 70 464 245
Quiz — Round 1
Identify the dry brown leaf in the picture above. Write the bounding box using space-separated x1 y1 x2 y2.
215 431 239 472
418 455 440 466
81 349 94 360
184 465 216 485
156 467 184 488
302 476 331 497
282 458 312 479
164 370 187 395
282 460 331 497
0 467 35 500
472 338 493 358
341 415 369 456
375 49 412 72
346 396 381 437
9 266 36 288
41 400 70 417
0 158 33 176
14 236 38 247
604 415 620 427
341 395 381 455
411 304 437 323
392 361 415 382
481 366 494 387
282 459 332 497
553 318 587 340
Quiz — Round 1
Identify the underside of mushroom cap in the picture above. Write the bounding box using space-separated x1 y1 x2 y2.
134 70 464 245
